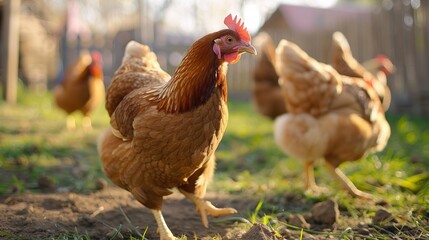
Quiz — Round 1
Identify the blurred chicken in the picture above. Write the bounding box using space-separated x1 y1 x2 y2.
274 39 391 199
331 32 395 111
251 32 286 119
250 31 396 119
54 50 104 130
97 14 256 240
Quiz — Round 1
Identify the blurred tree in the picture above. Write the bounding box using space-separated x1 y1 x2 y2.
1 0 21 104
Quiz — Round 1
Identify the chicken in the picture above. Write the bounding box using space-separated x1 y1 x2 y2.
331 32 395 111
97 14 256 240
251 32 286 119
273 39 391 199
54 50 105 130
250 31 395 119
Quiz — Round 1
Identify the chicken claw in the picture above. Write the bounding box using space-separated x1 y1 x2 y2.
303 161 329 195
324 161 374 200
305 185 329 196
66 115 76 130
152 210 176 240
82 116 93 129
349 188 373 200
179 190 237 228
196 199 237 228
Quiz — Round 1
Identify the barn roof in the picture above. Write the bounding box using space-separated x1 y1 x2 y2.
259 3 375 33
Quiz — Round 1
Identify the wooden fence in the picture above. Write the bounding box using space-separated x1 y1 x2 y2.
374 0 429 115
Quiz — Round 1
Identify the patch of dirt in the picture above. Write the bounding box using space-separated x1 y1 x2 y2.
1 189 428 240
0 187 255 239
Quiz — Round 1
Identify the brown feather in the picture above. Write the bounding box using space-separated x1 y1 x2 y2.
54 51 104 116
252 32 287 119
274 39 390 168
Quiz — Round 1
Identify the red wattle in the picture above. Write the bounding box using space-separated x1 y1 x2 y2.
224 52 240 64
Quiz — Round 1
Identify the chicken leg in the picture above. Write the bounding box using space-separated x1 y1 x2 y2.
323 160 373 199
66 115 76 130
179 189 237 228
82 116 92 129
304 161 328 194
152 209 175 240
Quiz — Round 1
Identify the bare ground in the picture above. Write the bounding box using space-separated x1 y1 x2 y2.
0 187 255 240
1 186 428 240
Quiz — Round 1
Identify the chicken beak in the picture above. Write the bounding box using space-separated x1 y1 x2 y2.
239 42 257 55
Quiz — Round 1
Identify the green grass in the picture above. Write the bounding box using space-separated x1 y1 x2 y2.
221 102 429 239
0 86 428 239
0 86 109 195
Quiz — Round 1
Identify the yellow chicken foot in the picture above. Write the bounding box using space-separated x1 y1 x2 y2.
151 210 176 240
324 161 373 200
179 189 237 228
304 161 328 194
66 115 76 131
82 116 92 129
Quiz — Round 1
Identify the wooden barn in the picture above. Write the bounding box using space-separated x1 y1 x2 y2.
229 1 429 116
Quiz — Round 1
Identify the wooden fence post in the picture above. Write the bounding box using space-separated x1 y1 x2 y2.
1 0 21 104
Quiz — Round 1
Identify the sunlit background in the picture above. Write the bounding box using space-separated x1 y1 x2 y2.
0 0 428 115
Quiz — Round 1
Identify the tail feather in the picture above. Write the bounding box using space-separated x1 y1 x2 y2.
105 41 170 116
253 32 276 68
331 33 391 111
331 31 368 79
122 41 157 66
275 40 341 116
252 32 287 119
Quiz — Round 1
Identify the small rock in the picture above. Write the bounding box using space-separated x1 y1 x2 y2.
372 208 397 224
9 184 20 194
276 225 291 236
375 200 389 207
303 213 312 222
410 155 423 164
38 175 56 190
311 198 340 225
288 214 311 229
95 178 108 190
240 223 276 240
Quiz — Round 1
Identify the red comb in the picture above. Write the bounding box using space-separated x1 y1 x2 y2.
91 51 102 63
224 14 251 42
376 54 388 61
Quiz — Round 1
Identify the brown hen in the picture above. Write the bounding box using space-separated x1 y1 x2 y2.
54 50 104 129
250 32 395 120
274 39 391 199
97 14 256 240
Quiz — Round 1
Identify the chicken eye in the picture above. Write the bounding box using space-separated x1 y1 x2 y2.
226 37 234 43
